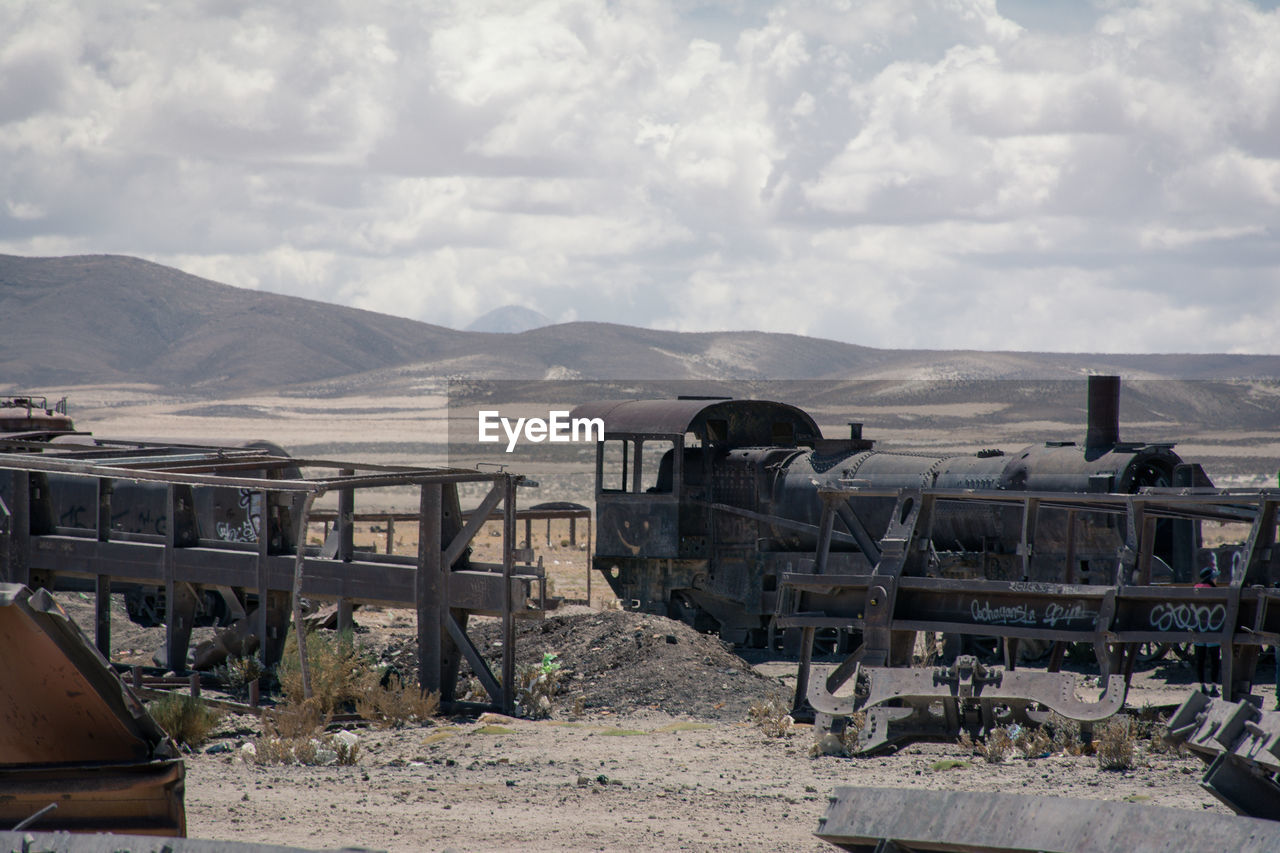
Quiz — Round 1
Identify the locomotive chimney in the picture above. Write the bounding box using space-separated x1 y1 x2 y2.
1085 374 1121 449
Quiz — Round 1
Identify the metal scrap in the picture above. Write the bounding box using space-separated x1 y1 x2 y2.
816 786 1280 852
0 583 184 836
1166 690 1280 819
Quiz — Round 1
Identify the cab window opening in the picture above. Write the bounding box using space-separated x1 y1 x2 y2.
601 439 629 492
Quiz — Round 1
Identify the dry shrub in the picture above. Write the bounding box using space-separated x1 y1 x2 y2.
748 698 795 738
278 629 371 715
149 693 223 748
961 724 1053 762
1095 717 1136 771
265 697 329 740
1048 713 1086 756
809 712 866 757
254 699 360 766
356 672 440 728
974 727 1013 764
1013 725 1053 759
215 655 264 699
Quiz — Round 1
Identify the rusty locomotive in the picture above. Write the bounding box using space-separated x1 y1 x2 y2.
573 376 1208 646
0 395 294 627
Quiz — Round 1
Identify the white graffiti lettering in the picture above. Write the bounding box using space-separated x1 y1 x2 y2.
970 600 1037 626
216 519 259 543
1042 602 1098 628
1148 602 1226 633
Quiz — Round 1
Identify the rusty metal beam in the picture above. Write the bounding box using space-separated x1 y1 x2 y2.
816 786 1280 853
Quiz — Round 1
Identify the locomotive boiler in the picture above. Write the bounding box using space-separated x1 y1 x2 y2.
572 377 1207 645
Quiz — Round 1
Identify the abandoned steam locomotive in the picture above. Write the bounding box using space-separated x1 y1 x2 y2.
573 377 1208 645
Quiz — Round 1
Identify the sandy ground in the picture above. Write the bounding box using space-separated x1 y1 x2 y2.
52 583 1254 853
180 705 1223 853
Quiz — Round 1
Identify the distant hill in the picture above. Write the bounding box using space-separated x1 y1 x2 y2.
465 305 552 333
4 254 1280 395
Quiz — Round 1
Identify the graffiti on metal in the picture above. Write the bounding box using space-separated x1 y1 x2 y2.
215 489 262 543
969 600 1037 626
1148 602 1226 633
969 599 1098 629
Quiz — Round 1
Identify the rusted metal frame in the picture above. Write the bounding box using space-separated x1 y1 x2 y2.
792 493 842 713
290 492 318 700
445 611 501 702
833 503 881 566
0 451 507 494
95 476 112 657
0 453 323 493
792 574 1277 648
256 487 271 668
630 439 643 493
817 656 1127 753
782 572 1280 742
1220 582 1247 700
417 482 444 698
1239 496 1280 586
163 485 196 673
1018 496 1039 582
78 450 277 469
332 469 355 627
815 786 1280 853
1063 508 1078 585
442 483 507 569
501 474 518 714
18 535 543 611
4 471 30 586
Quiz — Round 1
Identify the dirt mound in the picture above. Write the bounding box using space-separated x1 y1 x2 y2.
463 608 787 720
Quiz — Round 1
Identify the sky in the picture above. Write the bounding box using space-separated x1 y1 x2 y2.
2 0 1279 354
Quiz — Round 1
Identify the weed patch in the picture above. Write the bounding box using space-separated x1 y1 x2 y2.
1095 717 1136 771
356 672 440 729
748 698 795 738
148 694 223 749
278 630 371 715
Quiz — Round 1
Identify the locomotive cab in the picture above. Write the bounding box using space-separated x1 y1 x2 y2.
570 398 821 633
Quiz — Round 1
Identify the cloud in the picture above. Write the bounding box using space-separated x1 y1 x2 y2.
1 0 1279 354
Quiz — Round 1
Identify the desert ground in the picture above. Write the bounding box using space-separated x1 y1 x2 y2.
28 384 1280 851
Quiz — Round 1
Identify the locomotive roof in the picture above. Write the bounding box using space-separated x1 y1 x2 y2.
568 398 821 445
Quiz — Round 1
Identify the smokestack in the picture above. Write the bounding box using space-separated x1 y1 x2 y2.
1085 375 1120 449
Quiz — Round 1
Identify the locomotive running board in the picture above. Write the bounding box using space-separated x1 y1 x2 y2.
808 655 1127 754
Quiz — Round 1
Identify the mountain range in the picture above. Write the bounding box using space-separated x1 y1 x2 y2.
3 253 1280 396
